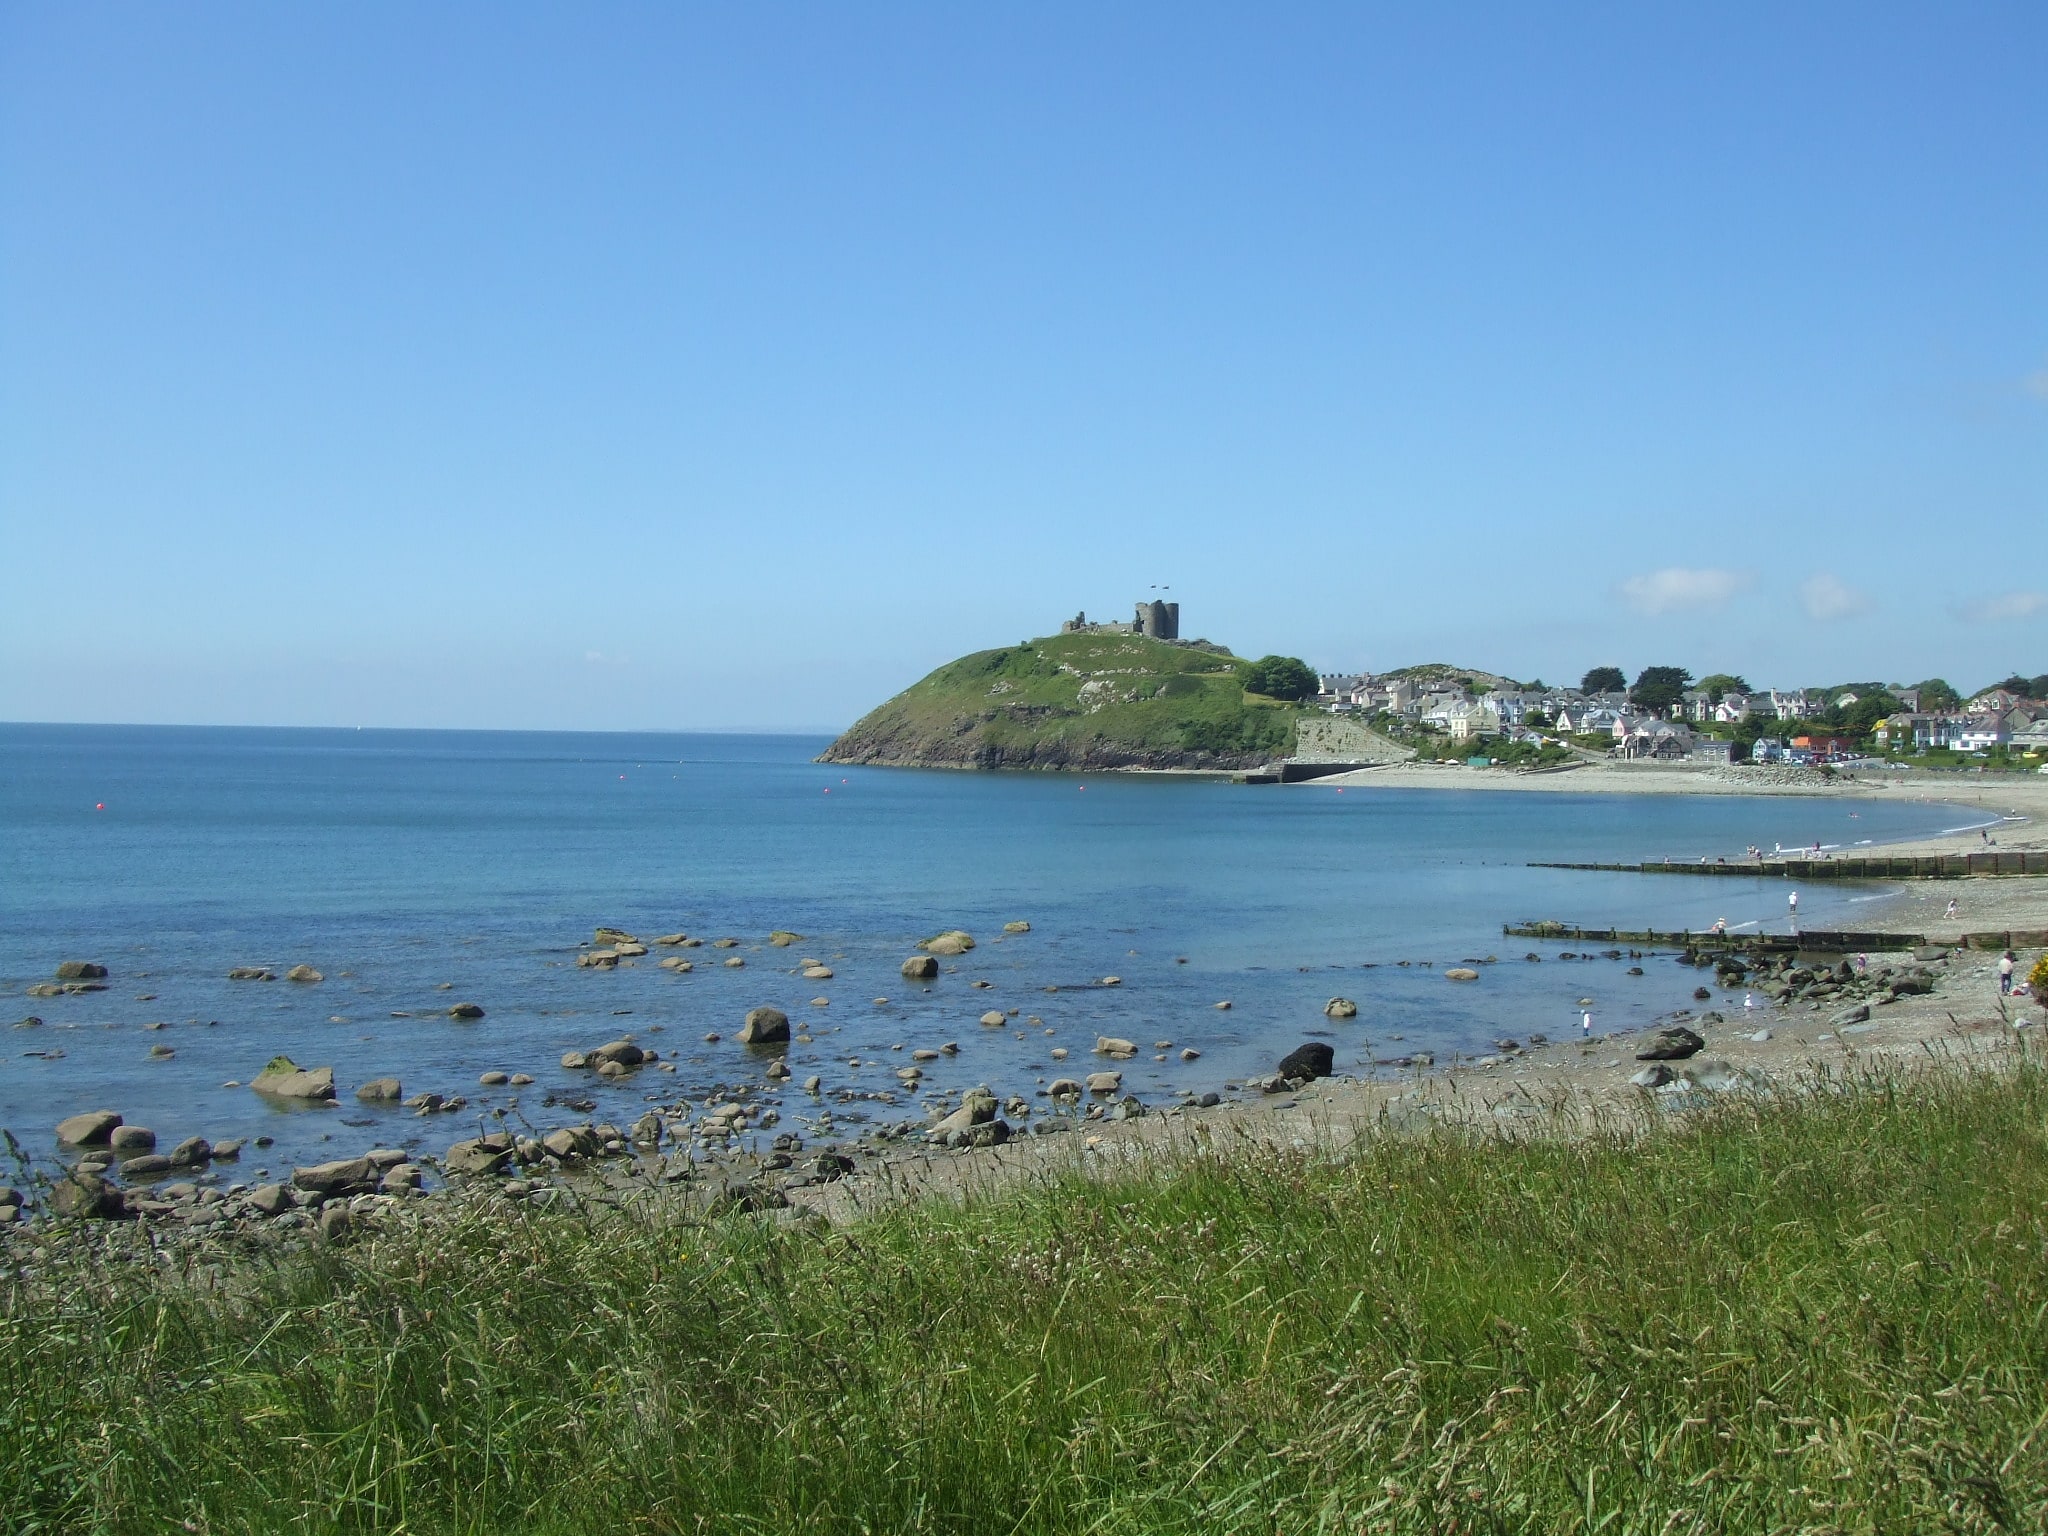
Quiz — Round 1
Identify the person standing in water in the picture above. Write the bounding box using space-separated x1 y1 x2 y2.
1788 889 1799 932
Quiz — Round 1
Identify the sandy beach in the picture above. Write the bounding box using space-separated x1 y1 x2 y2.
800 943 2044 1221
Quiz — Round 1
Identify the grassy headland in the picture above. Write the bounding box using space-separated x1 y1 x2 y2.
819 631 1299 769
6 1055 2044 1533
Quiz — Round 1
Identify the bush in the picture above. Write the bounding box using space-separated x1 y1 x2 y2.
1240 655 1318 701
2031 954 2048 1006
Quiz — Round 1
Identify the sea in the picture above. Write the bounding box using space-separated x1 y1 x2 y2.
0 724 1987 1176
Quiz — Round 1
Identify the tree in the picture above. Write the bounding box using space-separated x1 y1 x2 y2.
1695 672 1750 703
1240 655 1318 702
1833 690 1900 736
1629 666 1693 715
1580 666 1626 695
1985 673 2048 699
1912 678 1961 711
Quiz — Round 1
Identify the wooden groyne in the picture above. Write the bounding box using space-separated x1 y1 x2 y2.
1504 921 2048 951
1503 922 1927 951
1530 851 2048 881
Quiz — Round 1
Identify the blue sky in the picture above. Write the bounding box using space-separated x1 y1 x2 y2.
3 4 2043 730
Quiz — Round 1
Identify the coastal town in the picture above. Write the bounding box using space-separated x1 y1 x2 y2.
1311 667 2048 769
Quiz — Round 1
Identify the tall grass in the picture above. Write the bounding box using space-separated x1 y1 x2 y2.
4 1056 2045 1533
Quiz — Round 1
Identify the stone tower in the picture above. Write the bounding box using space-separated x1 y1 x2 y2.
1135 599 1180 640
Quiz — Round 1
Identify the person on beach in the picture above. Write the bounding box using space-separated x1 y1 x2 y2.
1788 890 1799 931
1945 898 1960 921
1744 992 1755 1012
2000 951 2017 995
1581 1009 1592 1039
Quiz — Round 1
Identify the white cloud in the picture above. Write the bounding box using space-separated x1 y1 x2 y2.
1799 572 1872 622
1616 567 1752 617
1954 590 2048 624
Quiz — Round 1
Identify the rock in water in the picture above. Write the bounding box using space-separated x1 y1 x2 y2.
922 931 975 956
355 1077 403 1102
1443 968 1479 982
285 964 324 984
1325 998 1358 1018
55 1110 123 1147
738 1008 790 1046
1635 1026 1705 1062
447 1002 485 1020
227 967 276 981
250 1056 337 1101
901 955 939 980
1002 921 1031 934
1085 1071 1123 1094
108 1125 156 1151
168 1136 212 1167
1277 1042 1335 1080
54 961 108 980
593 927 638 947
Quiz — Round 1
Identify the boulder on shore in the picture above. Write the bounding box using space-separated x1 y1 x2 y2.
250 1056 336 1101
56 1110 123 1147
927 1086 1000 1140
292 1157 379 1197
51 1168 126 1219
738 1007 790 1046
1277 1042 1335 1080
444 1138 513 1176
1635 1026 1705 1062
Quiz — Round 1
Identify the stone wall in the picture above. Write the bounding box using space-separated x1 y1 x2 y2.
1293 716 1414 763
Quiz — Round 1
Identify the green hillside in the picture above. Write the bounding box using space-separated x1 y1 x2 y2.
819 632 1299 770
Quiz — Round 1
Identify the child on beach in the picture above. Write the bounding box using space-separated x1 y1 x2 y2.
1945 898 1959 920
2000 951 2017 995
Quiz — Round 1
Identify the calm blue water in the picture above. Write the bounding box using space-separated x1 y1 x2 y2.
0 725 1982 1174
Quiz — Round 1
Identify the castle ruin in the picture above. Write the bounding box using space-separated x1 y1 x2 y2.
1061 600 1180 640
